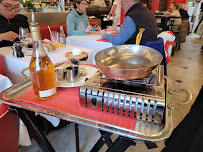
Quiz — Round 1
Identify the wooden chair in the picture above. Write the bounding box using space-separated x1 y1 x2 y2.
40 24 67 40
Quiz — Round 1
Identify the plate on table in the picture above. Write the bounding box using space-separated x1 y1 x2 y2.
56 65 98 87
46 49 60 54
87 31 100 34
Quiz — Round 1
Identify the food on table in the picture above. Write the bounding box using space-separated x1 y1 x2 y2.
65 51 88 60
65 49 88 64
43 43 57 52
87 31 100 34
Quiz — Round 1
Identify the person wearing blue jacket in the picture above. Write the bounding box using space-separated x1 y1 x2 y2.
66 0 100 36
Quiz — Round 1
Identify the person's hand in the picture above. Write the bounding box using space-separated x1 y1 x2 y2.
107 15 111 21
85 25 93 33
0 31 19 42
96 26 101 31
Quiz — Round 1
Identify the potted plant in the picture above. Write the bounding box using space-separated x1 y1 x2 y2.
21 0 35 12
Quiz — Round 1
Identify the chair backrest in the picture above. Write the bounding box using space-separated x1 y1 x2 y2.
0 56 6 76
40 24 67 40
0 103 19 152
89 22 100 26
143 37 167 75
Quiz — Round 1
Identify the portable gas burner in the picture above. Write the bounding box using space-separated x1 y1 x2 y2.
79 65 165 124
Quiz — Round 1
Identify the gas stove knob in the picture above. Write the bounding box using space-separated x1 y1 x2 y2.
91 98 97 107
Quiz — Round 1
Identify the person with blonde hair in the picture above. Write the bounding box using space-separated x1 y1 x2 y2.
169 2 181 26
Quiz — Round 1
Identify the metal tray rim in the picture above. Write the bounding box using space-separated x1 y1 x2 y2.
0 77 173 142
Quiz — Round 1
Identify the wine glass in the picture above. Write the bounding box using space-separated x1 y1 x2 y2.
19 27 32 51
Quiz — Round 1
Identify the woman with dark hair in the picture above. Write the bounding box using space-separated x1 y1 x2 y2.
66 0 100 36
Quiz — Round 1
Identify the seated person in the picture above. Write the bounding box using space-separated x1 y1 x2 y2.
178 3 190 42
101 0 158 46
0 0 29 48
66 0 101 36
168 2 181 26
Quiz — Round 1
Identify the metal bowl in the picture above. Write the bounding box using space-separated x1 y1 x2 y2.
94 45 163 80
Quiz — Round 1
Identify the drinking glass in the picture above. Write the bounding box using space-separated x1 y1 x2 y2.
51 31 59 48
19 27 32 51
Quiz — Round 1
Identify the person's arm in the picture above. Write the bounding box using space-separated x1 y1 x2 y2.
67 14 86 36
0 31 19 42
109 4 117 16
85 16 96 31
102 16 136 46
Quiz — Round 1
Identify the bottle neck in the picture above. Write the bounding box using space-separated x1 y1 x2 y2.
30 24 47 57
60 27 64 34
32 40 47 57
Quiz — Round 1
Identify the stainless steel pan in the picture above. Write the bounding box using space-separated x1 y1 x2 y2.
94 45 163 80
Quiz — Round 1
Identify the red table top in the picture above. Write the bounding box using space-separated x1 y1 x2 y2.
14 86 137 130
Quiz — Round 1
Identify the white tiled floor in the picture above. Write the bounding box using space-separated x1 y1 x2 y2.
19 34 203 152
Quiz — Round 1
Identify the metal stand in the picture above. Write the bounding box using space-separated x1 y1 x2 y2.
90 130 158 151
145 142 158 149
106 136 136 152
90 130 136 152
13 107 158 152
90 131 113 152
17 108 55 152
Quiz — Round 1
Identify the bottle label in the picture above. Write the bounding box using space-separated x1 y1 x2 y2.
60 37 66 46
39 88 56 98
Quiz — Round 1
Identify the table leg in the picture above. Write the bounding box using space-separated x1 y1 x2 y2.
17 108 55 152
75 123 80 152
145 142 158 149
106 136 136 152
90 130 113 152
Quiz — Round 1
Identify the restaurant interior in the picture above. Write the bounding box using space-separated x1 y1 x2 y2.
0 0 203 151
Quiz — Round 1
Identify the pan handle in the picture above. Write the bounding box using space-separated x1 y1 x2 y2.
167 89 192 110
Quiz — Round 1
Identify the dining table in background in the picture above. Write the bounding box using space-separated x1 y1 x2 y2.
0 45 95 84
66 34 113 61
0 74 13 93
155 14 182 32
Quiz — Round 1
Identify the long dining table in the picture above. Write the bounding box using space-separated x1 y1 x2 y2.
66 34 113 60
0 45 95 84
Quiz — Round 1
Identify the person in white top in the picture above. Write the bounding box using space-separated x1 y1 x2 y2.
107 0 121 26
